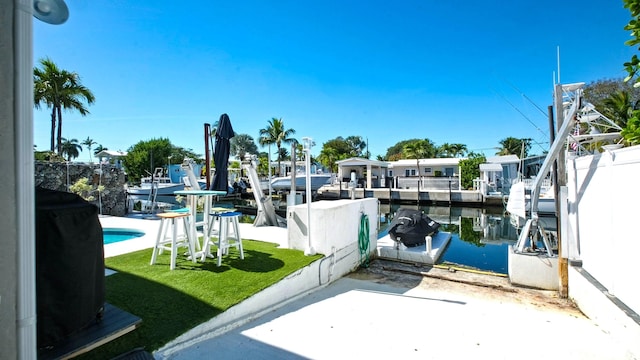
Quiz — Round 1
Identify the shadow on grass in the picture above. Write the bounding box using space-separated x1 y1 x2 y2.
79 240 322 359
200 249 286 273
77 272 221 360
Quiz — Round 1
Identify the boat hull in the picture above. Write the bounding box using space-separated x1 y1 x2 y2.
127 183 185 196
270 174 331 192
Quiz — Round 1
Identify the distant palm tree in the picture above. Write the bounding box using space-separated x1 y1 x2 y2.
59 138 82 161
258 118 296 176
277 147 290 162
230 134 258 161
34 58 95 154
404 140 430 189
94 144 108 162
449 144 467 157
318 147 341 173
496 137 530 157
82 136 97 163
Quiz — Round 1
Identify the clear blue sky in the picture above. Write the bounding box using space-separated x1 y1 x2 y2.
33 0 635 162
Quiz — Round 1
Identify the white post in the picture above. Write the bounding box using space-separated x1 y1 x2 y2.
302 137 315 256
16 1 37 357
267 144 272 196
425 235 432 254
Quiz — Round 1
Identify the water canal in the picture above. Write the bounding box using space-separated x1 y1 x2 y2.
378 203 557 274
130 195 556 275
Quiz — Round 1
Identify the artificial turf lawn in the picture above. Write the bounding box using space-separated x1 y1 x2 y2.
79 239 322 360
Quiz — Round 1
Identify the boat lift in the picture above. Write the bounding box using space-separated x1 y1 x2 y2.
514 82 622 257
243 155 286 227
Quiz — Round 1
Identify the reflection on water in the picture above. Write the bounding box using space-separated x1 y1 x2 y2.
140 195 556 275
379 204 557 274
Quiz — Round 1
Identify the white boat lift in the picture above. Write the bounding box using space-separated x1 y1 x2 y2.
243 156 286 227
509 82 622 289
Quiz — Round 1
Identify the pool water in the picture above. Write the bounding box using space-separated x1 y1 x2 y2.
103 228 145 245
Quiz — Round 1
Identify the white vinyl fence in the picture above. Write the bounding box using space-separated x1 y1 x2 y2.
566 145 640 314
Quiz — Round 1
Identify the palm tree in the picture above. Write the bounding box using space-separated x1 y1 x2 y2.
94 144 108 163
318 147 341 173
439 143 467 157
496 137 530 157
230 134 258 162
59 138 82 161
258 118 296 176
404 140 430 189
34 58 95 154
81 136 97 163
602 90 637 129
277 147 290 162
449 143 468 157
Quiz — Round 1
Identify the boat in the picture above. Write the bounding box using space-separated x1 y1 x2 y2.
505 180 556 218
126 168 186 196
269 173 333 192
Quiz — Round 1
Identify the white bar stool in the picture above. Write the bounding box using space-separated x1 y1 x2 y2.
150 212 195 270
203 211 244 266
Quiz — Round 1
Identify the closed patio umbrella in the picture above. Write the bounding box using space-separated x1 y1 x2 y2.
210 113 235 192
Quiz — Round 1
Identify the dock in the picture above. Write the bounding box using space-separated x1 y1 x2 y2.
316 185 505 207
377 231 452 264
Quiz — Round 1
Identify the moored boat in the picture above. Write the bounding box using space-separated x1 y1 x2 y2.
269 173 332 192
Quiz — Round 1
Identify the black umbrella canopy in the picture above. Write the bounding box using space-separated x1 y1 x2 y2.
210 113 235 192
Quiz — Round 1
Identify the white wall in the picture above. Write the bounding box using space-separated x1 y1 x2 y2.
567 145 640 314
287 199 378 274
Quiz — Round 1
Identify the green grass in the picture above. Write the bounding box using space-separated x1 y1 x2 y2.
79 240 322 359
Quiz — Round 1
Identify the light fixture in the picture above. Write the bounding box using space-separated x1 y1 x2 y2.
33 0 69 25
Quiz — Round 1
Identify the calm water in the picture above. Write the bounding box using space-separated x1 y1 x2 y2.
143 196 555 274
379 204 557 274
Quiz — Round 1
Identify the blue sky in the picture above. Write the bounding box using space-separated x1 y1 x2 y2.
34 0 635 162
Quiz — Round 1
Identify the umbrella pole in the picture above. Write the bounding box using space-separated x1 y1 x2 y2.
204 123 211 189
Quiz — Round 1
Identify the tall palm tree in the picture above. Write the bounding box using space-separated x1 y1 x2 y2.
82 136 97 163
34 58 95 154
258 118 296 176
59 137 82 161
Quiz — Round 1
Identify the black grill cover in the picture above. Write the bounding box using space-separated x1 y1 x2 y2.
35 187 106 348
388 208 440 247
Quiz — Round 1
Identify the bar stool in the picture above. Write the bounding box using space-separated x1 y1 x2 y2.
203 211 244 266
150 212 195 270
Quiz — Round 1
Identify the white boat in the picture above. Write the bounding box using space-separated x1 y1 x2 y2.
270 173 332 192
127 168 186 196
505 180 556 218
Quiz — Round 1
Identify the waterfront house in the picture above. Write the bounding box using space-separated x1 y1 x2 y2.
388 157 464 190
479 155 520 194
335 157 389 188
95 149 127 169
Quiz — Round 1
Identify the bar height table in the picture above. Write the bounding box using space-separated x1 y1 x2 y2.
173 189 227 256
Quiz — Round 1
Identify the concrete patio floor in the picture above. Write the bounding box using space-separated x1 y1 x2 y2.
157 261 635 360
99 215 638 360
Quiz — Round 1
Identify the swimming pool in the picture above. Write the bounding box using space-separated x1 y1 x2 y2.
103 228 145 245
